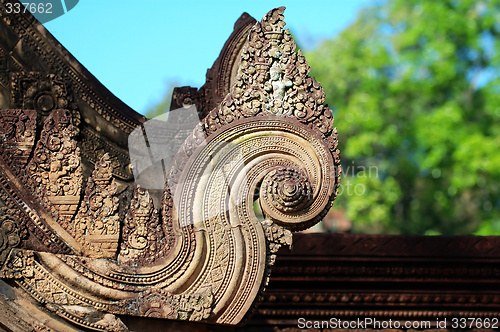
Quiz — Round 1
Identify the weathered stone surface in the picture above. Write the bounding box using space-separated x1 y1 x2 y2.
0 3 339 331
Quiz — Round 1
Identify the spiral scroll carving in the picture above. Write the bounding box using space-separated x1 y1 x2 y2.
170 114 336 324
261 168 312 212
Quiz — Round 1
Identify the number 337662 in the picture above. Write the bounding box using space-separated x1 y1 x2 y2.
5 2 53 14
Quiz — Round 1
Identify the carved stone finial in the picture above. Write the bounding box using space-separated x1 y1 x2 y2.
260 7 286 40
204 6 337 149
75 153 120 258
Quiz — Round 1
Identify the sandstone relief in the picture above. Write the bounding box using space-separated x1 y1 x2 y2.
0 5 339 331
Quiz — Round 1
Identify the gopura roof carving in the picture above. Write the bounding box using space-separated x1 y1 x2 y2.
0 3 340 331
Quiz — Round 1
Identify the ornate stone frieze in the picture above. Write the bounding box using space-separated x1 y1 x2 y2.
112 288 213 321
0 161 75 254
0 1 145 134
0 248 33 279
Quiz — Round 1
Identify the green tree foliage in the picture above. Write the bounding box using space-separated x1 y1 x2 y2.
307 0 500 234
144 81 178 119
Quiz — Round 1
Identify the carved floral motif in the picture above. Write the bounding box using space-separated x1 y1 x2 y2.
11 73 73 117
262 220 292 266
28 109 82 231
79 126 133 181
261 167 312 214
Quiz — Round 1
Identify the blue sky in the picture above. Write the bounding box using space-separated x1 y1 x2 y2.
44 0 371 115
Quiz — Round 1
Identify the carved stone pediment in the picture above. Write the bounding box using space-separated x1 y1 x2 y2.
0 3 340 331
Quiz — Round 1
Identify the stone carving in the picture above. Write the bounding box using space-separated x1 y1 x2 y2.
200 13 257 116
0 109 36 167
11 73 72 116
118 186 173 264
113 289 213 321
203 7 338 152
79 126 134 181
0 6 340 331
10 73 81 129
0 249 34 279
0 163 75 255
265 62 293 106
260 167 313 218
167 115 336 324
0 206 23 264
75 153 120 258
262 220 292 254
28 109 82 231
